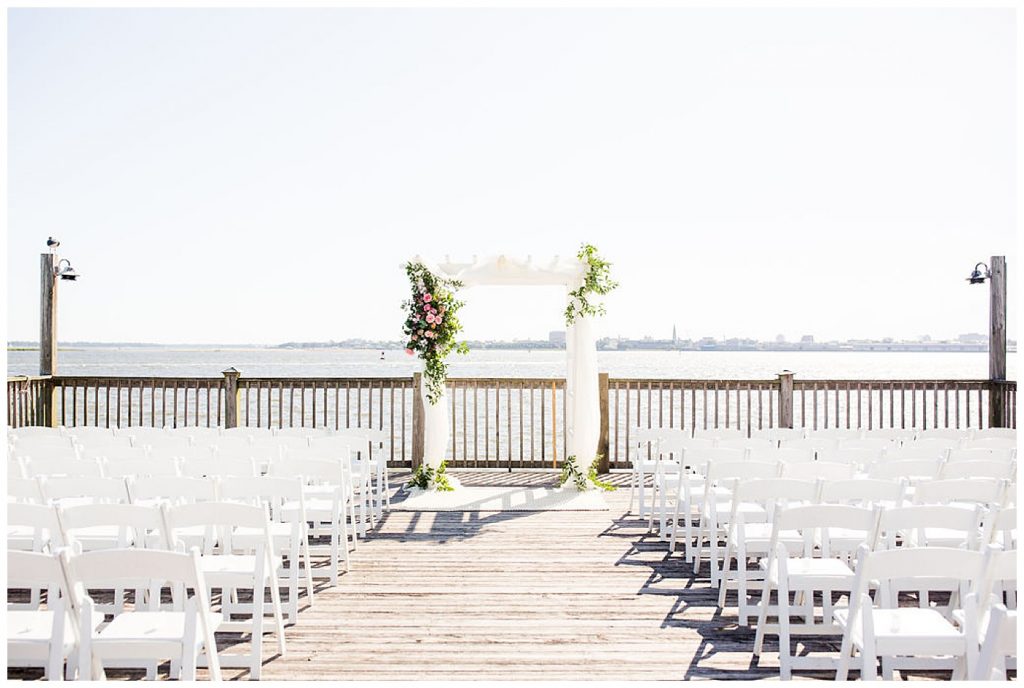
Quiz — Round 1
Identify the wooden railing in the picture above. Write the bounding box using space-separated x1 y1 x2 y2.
7 372 1017 469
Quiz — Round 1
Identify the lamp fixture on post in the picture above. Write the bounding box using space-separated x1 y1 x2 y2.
967 256 1007 427
40 238 79 377
967 262 991 285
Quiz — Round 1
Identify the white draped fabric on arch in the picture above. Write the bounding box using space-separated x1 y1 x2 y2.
410 254 602 490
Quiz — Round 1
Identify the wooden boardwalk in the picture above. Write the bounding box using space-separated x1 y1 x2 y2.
11 471 956 681
254 470 945 682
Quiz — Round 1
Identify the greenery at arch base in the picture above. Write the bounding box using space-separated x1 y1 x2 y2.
559 455 616 492
407 460 454 492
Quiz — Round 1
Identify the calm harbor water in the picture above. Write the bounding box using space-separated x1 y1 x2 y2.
6 347 1016 380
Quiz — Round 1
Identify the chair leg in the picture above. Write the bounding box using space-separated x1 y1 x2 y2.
753 579 771 656
628 469 636 513
249 584 264 681
779 583 792 680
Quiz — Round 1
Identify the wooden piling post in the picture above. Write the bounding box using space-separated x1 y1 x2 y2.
223 367 241 429
989 255 1007 427
412 372 424 469
778 370 794 429
597 372 610 473
40 254 57 376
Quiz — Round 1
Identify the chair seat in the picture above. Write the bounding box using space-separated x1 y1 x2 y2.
197 554 282 583
735 524 803 551
834 607 965 656
764 557 855 587
281 498 341 520
92 611 223 657
7 611 77 653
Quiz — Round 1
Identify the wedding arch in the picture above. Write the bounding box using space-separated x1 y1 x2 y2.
401 247 617 491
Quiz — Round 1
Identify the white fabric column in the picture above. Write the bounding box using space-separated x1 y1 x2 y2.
566 313 600 489
421 382 448 471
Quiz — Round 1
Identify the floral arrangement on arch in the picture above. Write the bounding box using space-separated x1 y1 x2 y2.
402 262 469 404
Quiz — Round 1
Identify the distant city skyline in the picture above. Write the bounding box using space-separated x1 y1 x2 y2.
6 8 1016 345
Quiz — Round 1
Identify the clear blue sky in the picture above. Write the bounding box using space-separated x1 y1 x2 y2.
6 7 1016 344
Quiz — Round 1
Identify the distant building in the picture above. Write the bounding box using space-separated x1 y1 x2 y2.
800 335 814 344
548 330 566 346
959 333 988 344
672 325 677 344
775 334 786 343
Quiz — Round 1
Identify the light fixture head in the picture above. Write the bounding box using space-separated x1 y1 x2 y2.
54 258 79 282
967 262 990 285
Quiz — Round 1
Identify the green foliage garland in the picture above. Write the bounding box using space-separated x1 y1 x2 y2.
559 455 616 492
565 244 619 326
407 460 454 492
402 262 469 404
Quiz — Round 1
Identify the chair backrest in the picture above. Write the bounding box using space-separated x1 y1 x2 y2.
8 502 64 550
60 547 209 613
693 428 747 440
867 458 941 481
750 428 805 444
886 445 951 461
816 448 883 468
167 425 222 442
287 443 352 463
62 426 115 443
77 444 149 462
8 458 26 480
22 456 104 479
860 428 916 442
41 476 131 505
876 504 982 549
908 437 959 454
268 457 346 487
964 437 1017 452
940 459 1016 481
684 446 747 473
181 456 257 478
631 426 666 445
947 447 1016 463
273 427 328 439
807 428 862 440
145 444 215 463
916 428 970 442
772 503 879 557
839 438 897 452
57 502 169 550
7 476 44 503
11 442 80 462
216 475 304 520
76 435 134 452
851 544 986 609
113 426 170 444
973 428 1016 441
162 501 272 554
913 478 1006 508
751 447 814 464
779 437 839 454
12 435 80 454
7 550 68 609
706 460 779 483
729 478 819 514
136 435 192 453
780 460 855 481
103 457 181 479
658 435 713 458
819 478 905 506
127 475 218 504
715 437 775 451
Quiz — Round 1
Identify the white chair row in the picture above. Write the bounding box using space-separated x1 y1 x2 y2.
9 498 298 679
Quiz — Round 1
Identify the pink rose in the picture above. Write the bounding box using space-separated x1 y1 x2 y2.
423 293 432 303
433 315 443 324
405 348 414 355
412 335 418 341
426 313 435 324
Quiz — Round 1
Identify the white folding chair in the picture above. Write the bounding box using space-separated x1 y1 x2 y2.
10 426 66 440
269 458 353 585
835 545 987 680
964 437 1017 453
161 501 285 679
623 426 664 517
750 447 813 464
860 428 915 443
7 550 85 680
916 428 970 442
692 428 746 441
972 428 1016 441
8 502 65 608
753 503 880 679
691 459 779 575
61 547 222 681
218 476 315 625
817 448 884 470
716 478 820 624
181 456 258 479
780 437 839 456
113 426 170 446
665 447 744 557
750 428 805 446
819 478 906 508
127 475 218 507
326 428 391 517
716 437 776 452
